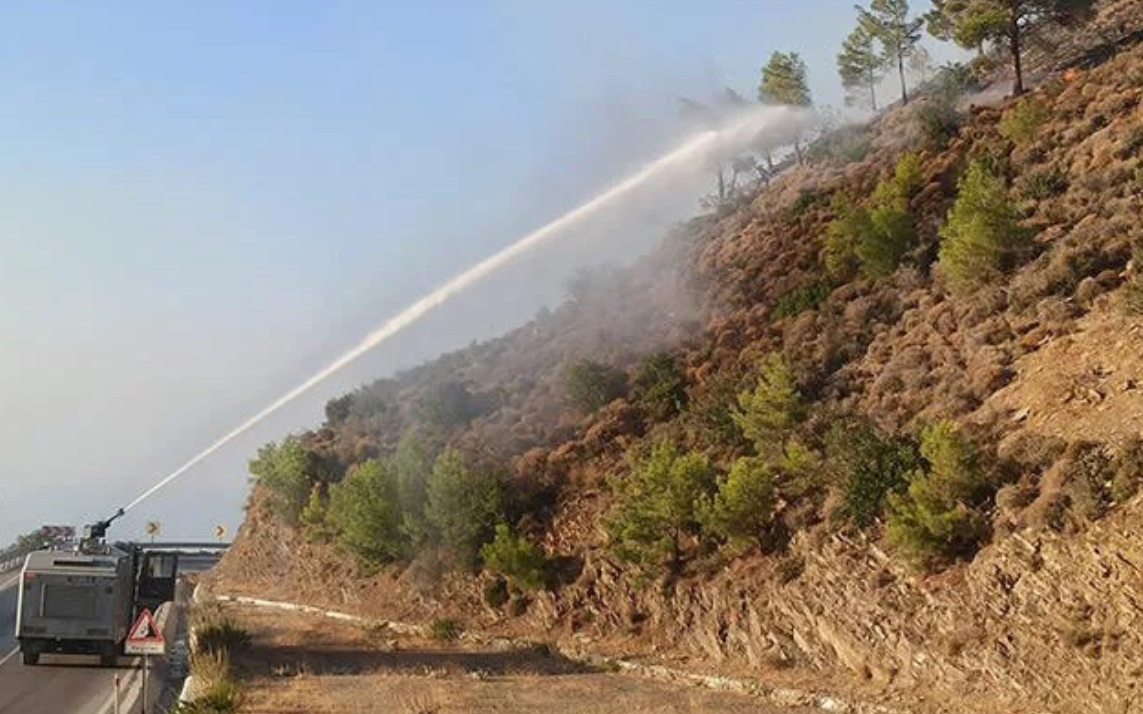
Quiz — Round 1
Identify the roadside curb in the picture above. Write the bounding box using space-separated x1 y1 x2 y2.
206 593 914 714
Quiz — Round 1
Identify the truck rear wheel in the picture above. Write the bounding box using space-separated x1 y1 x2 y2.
21 650 39 666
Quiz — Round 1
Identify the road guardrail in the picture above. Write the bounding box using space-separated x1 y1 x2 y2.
0 542 43 574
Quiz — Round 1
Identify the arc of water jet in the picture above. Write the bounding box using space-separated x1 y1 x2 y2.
123 108 789 513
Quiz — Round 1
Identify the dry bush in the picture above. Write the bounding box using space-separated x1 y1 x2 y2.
1000 97 1050 145
1111 436 1143 502
1021 441 1117 532
428 618 463 641
1017 164 1070 200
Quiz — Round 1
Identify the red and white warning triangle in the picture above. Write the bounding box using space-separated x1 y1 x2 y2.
127 608 164 644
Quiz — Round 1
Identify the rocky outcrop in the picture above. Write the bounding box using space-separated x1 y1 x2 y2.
533 500 1143 714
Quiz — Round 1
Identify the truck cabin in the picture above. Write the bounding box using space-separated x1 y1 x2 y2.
134 550 179 614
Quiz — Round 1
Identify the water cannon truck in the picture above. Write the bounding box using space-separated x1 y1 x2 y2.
14 508 178 666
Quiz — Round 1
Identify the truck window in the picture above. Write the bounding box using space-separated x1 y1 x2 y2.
147 553 177 579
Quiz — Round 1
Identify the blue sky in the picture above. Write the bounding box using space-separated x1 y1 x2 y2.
0 1 955 544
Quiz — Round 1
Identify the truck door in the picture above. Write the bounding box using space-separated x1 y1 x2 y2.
135 552 178 612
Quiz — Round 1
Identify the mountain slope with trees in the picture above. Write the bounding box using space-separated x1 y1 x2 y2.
211 1 1143 711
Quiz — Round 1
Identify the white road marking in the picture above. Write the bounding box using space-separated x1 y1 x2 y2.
0 647 19 668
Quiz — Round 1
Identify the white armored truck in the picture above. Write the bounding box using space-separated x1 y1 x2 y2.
15 510 178 666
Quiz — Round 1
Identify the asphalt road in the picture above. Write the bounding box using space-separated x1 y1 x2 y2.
1 573 19 657
0 571 143 714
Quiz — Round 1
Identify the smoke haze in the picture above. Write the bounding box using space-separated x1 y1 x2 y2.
0 0 844 546
120 105 814 516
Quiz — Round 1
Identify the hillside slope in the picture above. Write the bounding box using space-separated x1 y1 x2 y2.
212 4 1143 712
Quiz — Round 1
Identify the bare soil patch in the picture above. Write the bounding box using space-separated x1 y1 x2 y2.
979 303 1143 446
218 602 814 714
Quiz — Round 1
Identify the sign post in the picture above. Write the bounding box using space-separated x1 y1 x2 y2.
125 609 165 714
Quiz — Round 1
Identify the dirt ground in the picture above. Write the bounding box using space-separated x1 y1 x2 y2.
214 603 817 714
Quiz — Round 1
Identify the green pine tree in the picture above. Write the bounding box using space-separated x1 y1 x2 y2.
938 160 1032 291
699 457 776 550
935 0 1097 95
838 24 884 109
886 422 991 570
732 353 804 454
607 441 716 573
858 0 924 104
758 51 813 163
327 459 406 565
425 449 504 567
248 436 314 526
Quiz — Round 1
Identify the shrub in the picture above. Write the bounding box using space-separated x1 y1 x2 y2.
771 280 832 320
677 372 750 452
807 125 873 165
507 595 530 617
826 157 921 282
173 680 242 714
349 387 390 420
425 449 504 568
969 147 1012 182
777 438 825 502
1119 125 1143 159
855 153 924 278
858 202 915 278
195 619 252 656
1063 442 1114 520
732 353 803 454
632 352 688 420
563 359 628 412
327 458 406 564
938 160 1033 292
1112 437 1143 502
1017 165 1069 200
698 457 776 550
248 436 313 526
419 380 478 429
1123 275 1143 315
324 394 353 425
886 422 991 570
774 555 804 584
607 440 716 573
482 578 510 609
428 618 462 641
929 62 980 98
999 97 1049 145
299 485 333 542
881 153 925 202
186 646 231 690
480 523 549 591
790 189 823 216
1124 241 1143 316
824 194 867 281
827 422 922 528
914 97 961 149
